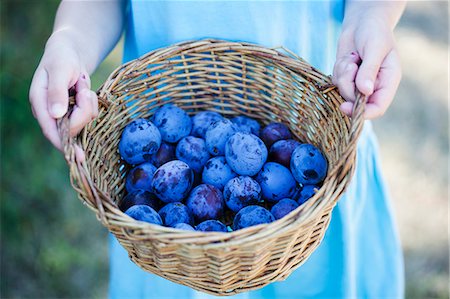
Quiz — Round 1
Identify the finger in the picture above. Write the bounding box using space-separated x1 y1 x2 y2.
355 41 390 96
75 74 98 119
74 144 86 163
70 89 94 136
364 50 402 119
29 68 63 150
340 101 354 117
46 64 76 118
333 52 360 102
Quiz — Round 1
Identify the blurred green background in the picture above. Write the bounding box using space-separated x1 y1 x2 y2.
1 1 448 298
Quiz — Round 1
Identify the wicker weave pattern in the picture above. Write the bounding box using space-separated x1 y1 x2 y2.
58 39 365 296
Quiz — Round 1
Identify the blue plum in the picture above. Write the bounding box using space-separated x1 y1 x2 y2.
270 198 299 220
186 184 224 223
233 205 275 230
152 104 192 143
260 122 292 148
158 202 193 227
174 223 195 231
223 176 261 212
149 142 176 168
201 156 237 190
176 136 210 173
119 190 160 212
297 185 318 205
205 118 237 156
269 139 301 168
196 220 227 232
225 132 268 176
191 111 223 138
124 205 162 225
231 115 260 136
119 118 161 165
151 160 194 203
125 162 157 192
290 144 328 185
255 162 297 202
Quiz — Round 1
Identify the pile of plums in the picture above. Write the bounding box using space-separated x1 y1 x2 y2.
118 103 328 232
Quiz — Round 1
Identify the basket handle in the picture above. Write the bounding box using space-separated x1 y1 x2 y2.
328 90 367 182
56 94 110 225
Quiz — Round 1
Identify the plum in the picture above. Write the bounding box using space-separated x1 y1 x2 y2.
233 205 275 230
290 144 328 185
176 136 210 173
186 184 224 223
191 111 223 138
118 190 160 212
158 202 193 227
174 223 195 231
151 160 194 203
118 118 161 165
255 162 297 202
231 115 260 136
149 142 176 168
223 176 261 212
196 220 227 232
201 156 237 190
296 185 318 205
124 205 162 225
260 122 292 148
152 103 191 143
205 118 237 156
125 162 157 192
269 139 301 168
225 132 268 176
270 198 299 220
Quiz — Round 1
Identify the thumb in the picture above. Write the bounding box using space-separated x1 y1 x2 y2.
46 65 76 118
355 46 387 96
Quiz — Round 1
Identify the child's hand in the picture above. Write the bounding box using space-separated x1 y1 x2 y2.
333 3 404 119
29 30 98 151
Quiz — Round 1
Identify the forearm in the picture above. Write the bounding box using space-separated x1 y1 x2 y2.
47 0 126 74
343 0 406 31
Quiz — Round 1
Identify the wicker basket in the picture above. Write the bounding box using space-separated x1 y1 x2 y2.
58 39 365 296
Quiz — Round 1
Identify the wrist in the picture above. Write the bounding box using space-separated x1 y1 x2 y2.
46 27 97 74
343 1 406 32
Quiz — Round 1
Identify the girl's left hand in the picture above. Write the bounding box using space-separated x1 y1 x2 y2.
332 14 402 119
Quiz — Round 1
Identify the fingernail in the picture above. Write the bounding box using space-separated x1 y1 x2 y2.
364 80 374 94
51 103 66 118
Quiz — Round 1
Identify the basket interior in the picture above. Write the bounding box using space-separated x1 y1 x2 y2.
82 45 349 209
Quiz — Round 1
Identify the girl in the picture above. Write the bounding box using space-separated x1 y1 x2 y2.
30 1 406 298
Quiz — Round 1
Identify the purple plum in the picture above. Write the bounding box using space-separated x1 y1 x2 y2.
191 111 223 138
231 115 260 136
186 184 224 223
290 144 328 185
233 205 275 230
201 156 237 190
260 122 292 148
176 136 210 173
119 118 161 165
270 198 299 220
196 220 227 232
124 205 162 225
158 202 193 227
225 132 268 176
205 118 237 156
256 162 297 202
152 103 192 143
269 139 301 168
149 142 176 168
125 162 157 192
118 190 160 212
223 176 261 212
151 160 194 203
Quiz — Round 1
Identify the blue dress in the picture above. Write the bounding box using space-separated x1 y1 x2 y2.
110 1 405 298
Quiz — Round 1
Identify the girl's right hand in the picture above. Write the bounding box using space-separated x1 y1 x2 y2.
29 30 98 152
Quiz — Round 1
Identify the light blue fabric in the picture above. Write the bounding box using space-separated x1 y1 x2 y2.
110 1 404 298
